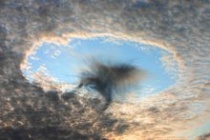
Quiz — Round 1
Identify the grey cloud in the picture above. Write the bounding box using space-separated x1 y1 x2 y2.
1 0 210 139
197 132 210 140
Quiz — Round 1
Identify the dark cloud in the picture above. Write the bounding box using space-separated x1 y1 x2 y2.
75 60 145 104
197 132 210 140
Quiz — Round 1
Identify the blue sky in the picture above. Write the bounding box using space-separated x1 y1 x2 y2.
24 36 177 98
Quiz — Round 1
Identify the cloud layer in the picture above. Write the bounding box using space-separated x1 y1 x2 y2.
1 0 210 139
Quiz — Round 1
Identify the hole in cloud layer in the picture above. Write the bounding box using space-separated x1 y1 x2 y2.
22 36 178 101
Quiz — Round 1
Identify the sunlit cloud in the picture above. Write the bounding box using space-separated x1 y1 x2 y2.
1 0 210 139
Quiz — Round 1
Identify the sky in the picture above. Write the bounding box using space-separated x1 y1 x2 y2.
23 36 177 99
2 0 210 139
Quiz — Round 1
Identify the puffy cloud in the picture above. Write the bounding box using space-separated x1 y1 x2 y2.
1 0 210 139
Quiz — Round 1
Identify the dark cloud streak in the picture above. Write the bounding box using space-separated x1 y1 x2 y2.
76 60 146 104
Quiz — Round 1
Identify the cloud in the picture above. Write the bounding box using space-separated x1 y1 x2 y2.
73 59 146 104
1 0 210 139
197 132 210 140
